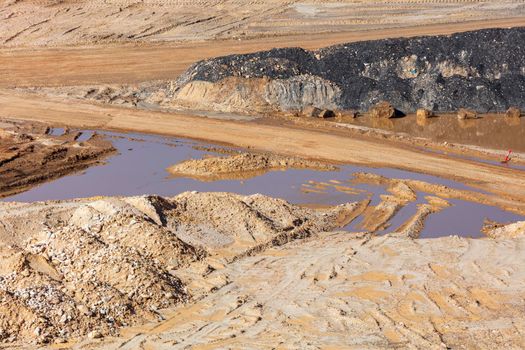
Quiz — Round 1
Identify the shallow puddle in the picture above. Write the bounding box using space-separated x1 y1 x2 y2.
4 130 523 238
362 191 523 239
340 114 525 153
47 127 65 136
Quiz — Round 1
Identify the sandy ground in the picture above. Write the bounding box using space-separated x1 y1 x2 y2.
1 91 525 212
0 191 524 348
0 119 114 198
0 192 359 345
78 232 525 350
1 2 525 348
1 17 524 88
167 151 338 181
2 1 523 48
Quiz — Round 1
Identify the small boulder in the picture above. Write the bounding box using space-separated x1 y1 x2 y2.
369 101 396 119
457 108 477 120
506 107 521 119
302 106 322 118
318 109 335 119
416 108 431 119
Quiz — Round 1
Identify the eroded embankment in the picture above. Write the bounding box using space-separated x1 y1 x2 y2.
30 27 525 118
171 27 525 114
0 120 114 198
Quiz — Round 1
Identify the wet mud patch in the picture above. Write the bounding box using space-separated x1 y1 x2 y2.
338 113 525 154
3 130 524 238
0 120 115 199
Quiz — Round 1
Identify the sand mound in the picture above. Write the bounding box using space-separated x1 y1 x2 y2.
167 152 337 180
0 192 358 344
483 220 525 239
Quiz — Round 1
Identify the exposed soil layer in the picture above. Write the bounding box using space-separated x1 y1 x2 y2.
174 27 525 114
2 19 525 90
0 119 114 198
167 151 338 181
0 192 358 345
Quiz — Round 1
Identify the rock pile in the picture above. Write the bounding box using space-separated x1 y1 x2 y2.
174 28 525 115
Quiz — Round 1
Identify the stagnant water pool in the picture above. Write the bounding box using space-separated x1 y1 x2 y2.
4 130 524 238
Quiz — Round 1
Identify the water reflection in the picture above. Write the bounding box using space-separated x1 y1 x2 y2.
4 130 523 238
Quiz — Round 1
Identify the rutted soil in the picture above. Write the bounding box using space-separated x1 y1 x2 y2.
0 192 359 345
167 151 338 181
351 172 525 216
84 232 525 350
0 119 114 198
1 192 523 348
1 1 523 48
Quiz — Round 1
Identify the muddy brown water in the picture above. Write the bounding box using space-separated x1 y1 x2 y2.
4 130 523 238
342 114 525 154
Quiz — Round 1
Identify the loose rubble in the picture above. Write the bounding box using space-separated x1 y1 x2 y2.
0 192 358 344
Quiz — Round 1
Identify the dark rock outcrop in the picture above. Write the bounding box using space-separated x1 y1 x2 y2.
175 27 525 114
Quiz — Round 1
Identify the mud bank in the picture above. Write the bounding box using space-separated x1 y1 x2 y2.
0 192 357 345
167 151 338 181
173 27 525 114
0 120 114 198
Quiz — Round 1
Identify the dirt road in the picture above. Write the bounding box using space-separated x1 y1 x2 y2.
3 0 523 48
1 17 524 88
1 91 525 208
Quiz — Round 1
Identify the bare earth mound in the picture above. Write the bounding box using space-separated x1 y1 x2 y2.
0 192 358 345
174 27 525 114
167 152 338 180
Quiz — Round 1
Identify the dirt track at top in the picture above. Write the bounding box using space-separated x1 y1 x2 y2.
1 17 524 88
1 90 525 212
